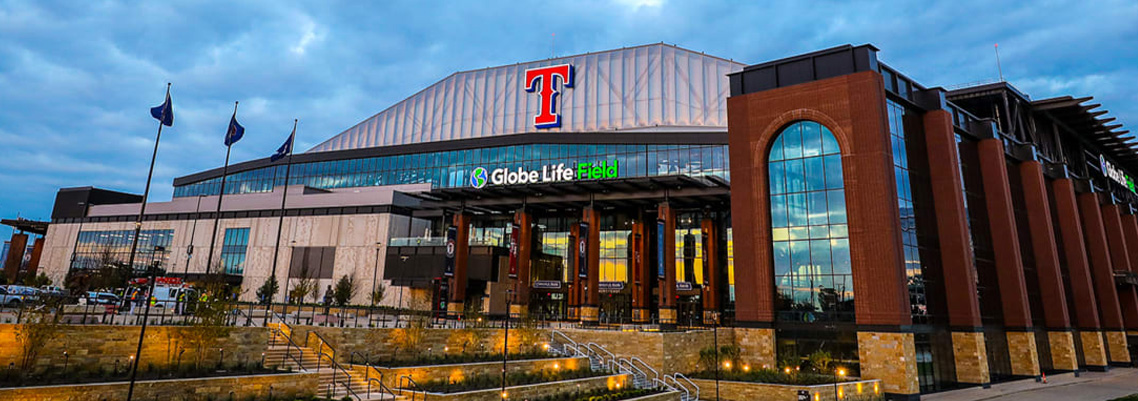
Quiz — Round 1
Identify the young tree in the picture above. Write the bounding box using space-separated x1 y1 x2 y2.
369 282 386 307
173 272 234 369
289 264 315 305
16 298 65 372
256 276 279 305
333 274 358 307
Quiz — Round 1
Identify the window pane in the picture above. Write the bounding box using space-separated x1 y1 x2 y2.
774 242 791 275
802 122 822 157
769 161 786 195
771 195 788 228
783 123 803 159
770 135 785 162
808 191 829 225
804 156 825 191
824 155 844 190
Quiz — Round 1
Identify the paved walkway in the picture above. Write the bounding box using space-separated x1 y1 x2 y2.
923 368 1138 401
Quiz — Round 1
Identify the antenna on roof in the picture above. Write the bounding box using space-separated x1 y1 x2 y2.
994 43 1004 82
551 33 556 59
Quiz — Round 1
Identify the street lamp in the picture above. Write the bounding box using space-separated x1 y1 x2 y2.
502 288 514 399
371 241 383 307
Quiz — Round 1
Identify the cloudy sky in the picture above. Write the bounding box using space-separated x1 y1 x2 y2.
1 0 1136 230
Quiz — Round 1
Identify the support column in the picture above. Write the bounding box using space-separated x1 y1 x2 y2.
1120 212 1138 335
977 139 1039 377
567 229 580 321
631 217 651 323
1052 179 1108 369
657 203 678 328
1078 190 1127 367
1100 202 1134 365
580 207 601 325
700 216 720 325
509 209 533 319
1019 161 1077 371
448 213 471 320
3 233 28 282
25 237 45 277
923 109 991 384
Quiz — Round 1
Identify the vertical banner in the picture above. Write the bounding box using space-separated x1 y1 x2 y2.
577 222 589 279
701 230 711 286
444 226 457 277
508 223 520 279
632 233 642 284
657 220 666 279
566 234 576 284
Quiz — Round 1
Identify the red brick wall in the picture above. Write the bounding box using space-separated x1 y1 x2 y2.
726 71 910 327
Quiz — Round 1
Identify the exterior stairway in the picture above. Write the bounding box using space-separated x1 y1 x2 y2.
265 320 397 400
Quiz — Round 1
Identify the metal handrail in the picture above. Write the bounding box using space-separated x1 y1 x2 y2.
398 375 426 401
367 376 397 400
267 326 307 372
673 373 699 401
629 356 659 381
350 350 370 365
318 350 362 400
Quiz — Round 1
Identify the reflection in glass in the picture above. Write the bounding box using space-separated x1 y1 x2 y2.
768 121 853 322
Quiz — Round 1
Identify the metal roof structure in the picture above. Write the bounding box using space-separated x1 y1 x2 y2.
309 43 745 153
1032 96 1135 170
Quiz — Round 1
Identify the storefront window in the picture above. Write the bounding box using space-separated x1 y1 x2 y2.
769 121 854 322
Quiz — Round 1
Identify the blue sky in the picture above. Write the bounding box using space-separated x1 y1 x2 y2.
1 0 1136 231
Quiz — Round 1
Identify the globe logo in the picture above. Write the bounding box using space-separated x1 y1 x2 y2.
471 167 488 188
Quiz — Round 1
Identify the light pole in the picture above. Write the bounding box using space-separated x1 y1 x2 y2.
713 320 720 401
372 241 382 327
501 288 514 399
282 240 297 321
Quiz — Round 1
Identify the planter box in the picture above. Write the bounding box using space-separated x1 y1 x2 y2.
353 356 589 388
0 372 318 401
688 378 883 401
408 374 630 401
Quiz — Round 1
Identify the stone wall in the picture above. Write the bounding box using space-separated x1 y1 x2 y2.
1105 330 1131 364
288 325 551 363
951 331 990 385
0 324 269 373
353 356 588 388
422 374 629 401
1006 331 1041 376
687 378 883 401
558 328 736 373
856 331 918 396
0 372 317 401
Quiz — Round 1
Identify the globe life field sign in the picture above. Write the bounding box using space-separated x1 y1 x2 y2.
471 160 618 188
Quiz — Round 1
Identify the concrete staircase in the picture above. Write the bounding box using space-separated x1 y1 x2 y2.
550 330 699 401
265 321 398 400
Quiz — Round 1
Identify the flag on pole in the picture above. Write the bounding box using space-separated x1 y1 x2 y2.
270 127 295 162
224 111 245 146
150 91 173 127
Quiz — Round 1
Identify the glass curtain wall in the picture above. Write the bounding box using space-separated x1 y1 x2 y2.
174 143 730 197
70 229 174 271
769 121 853 323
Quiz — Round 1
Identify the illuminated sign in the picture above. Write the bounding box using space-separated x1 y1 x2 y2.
470 160 618 188
533 280 562 290
1099 154 1136 193
524 64 574 129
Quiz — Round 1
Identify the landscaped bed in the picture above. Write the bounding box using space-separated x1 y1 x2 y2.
0 361 285 388
412 367 605 393
528 388 663 401
364 350 556 367
688 368 853 385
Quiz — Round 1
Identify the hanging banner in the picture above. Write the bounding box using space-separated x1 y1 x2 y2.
701 230 711 286
632 233 642 284
508 223 520 279
566 234 576 284
657 220 666 279
577 222 589 279
443 226 457 277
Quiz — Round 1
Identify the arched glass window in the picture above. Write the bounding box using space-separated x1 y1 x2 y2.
769 121 854 322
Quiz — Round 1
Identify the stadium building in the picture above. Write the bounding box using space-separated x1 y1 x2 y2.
17 43 1138 399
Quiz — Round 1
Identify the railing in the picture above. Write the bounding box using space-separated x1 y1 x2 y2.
398 375 426 401
350 351 371 365
663 374 696 401
362 366 397 400
317 350 361 401
267 325 307 372
552 330 695 399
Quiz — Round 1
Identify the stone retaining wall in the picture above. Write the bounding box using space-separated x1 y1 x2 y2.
0 372 317 401
688 378 883 401
289 325 550 363
419 374 629 401
352 356 588 388
0 324 269 373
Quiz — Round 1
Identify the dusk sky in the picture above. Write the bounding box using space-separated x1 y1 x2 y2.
1 0 1135 234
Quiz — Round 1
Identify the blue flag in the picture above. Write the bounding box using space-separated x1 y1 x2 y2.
224 112 245 146
270 128 294 162
150 91 173 127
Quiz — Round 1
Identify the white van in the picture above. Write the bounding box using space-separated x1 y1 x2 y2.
149 285 198 314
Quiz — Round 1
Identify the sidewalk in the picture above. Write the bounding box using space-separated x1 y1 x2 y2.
923 368 1138 401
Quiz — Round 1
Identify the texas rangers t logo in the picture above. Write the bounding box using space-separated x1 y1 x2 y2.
524 64 574 129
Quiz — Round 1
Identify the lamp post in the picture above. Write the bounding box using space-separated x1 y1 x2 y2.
282 240 297 321
372 241 383 327
713 320 720 401
834 367 847 400
501 288 514 399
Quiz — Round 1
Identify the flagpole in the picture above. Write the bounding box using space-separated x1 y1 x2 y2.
126 82 171 401
205 101 239 275
268 119 296 324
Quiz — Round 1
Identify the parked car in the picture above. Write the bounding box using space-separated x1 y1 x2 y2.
0 286 29 307
82 291 121 306
3 285 42 304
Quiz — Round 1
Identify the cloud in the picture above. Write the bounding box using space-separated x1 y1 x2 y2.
0 0 1135 221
